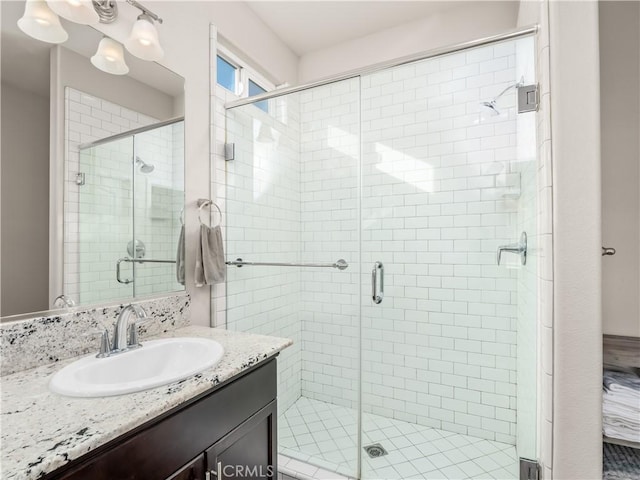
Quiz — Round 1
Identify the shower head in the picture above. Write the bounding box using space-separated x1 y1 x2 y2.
481 100 501 115
480 77 524 116
135 156 155 173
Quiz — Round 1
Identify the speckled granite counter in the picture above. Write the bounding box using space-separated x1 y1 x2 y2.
0 326 292 480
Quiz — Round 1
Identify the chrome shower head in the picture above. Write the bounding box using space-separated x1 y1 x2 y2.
481 100 500 115
135 156 154 173
480 77 524 116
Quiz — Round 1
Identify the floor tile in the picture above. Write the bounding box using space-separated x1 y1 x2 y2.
279 397 518 480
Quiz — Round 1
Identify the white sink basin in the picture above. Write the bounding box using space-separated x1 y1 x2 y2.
49 337 224 397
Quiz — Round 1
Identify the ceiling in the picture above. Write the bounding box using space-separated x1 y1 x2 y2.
246 1 468 56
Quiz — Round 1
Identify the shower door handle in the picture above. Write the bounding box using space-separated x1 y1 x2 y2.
372 261 384 304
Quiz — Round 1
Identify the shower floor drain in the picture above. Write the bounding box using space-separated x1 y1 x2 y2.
363 443 388 458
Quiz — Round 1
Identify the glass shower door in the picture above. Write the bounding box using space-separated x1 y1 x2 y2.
359 37 537 479
224 78 362 478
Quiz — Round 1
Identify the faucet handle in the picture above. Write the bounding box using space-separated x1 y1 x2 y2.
128 311 153 348
96 329 112 358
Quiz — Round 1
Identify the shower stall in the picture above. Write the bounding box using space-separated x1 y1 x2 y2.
69 118 185 305
223 29 539 480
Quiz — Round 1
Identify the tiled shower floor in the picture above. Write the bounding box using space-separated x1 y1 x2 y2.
280 397 518 480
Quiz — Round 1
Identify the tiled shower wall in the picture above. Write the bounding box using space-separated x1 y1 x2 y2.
224 91 303 415
219 37 541 446
65 87 183 305
297 43 529 444
299 79 361 407
132 122 184 297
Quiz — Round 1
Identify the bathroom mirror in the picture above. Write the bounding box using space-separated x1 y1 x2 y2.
0 1 186 319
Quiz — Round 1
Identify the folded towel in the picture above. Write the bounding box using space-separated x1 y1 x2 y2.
176 224 185 285
604 370 640 394
195 224 225 286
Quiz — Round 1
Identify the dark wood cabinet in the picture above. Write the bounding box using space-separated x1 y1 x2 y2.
49 359 277 480
167 454 206 480
205 401 277 480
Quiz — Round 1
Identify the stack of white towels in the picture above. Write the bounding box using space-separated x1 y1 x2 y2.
603 369 640 444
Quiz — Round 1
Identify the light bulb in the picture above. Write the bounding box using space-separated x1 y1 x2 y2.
125 14 164 61
17 0 68 44
46 0 99 25
91 37 129 75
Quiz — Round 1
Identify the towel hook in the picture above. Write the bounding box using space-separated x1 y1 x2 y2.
197 199 222 227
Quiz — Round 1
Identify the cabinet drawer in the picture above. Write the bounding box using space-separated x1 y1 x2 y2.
50 359 276 480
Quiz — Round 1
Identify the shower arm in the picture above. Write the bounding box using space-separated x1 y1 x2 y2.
494 82 520 101
492 77 525 102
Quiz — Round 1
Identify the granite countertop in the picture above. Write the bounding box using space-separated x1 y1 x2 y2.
0 326 292 480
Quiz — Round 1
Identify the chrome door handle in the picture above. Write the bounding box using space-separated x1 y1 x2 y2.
497 232 527 266
372 261 384 304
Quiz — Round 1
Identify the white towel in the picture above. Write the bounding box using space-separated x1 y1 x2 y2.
195 224 225 286
603 369 640 443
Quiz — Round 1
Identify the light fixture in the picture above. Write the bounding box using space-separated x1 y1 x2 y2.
124 3 164 62
17 0 68 44
91 36 129 75
256 123 275 143
46 0 99 25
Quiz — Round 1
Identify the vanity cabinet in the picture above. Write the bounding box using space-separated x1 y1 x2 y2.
48 359 277 480
167 454 206 480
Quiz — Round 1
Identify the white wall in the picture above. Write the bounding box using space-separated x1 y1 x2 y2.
298 2 519 84
549 1 603 478
1 84 50 316
91 2 298 324
599 1 640 338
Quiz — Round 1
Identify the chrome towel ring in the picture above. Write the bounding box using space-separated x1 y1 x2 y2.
197 199 222 227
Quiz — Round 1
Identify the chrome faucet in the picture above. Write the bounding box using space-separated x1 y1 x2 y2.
97 304 149 358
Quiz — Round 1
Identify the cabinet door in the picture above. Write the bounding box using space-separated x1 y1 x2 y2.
167 454 206 480
205 401 277 480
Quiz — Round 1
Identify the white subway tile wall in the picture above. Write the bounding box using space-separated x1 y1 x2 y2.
299 78 361 410
225 93 304 415
534 4 555 477
218 35 545 463
358 44 523 444
64 87 184 305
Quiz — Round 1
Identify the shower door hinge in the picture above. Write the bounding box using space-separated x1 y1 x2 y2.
75 172 86 186
520 458 540 480
517 84 539 113
224 143 235 161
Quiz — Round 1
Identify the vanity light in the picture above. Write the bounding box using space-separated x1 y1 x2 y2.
17 0 68 44
256 123 275 143
91 36 129 75
125 13 163 61
46 0 99 25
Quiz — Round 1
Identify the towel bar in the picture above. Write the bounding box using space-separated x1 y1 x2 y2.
116 257 177 284
226 258 348 270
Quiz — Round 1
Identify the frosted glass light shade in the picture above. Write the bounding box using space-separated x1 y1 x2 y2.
46 0 99 25
91 37 129 75
125 15 163 61
17 0 68 44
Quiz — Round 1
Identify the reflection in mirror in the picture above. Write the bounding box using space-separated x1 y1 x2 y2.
0 1 185 319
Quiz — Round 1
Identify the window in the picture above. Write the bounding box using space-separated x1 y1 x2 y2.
216 45 275 113
249 79 268 113
216 55 237 93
